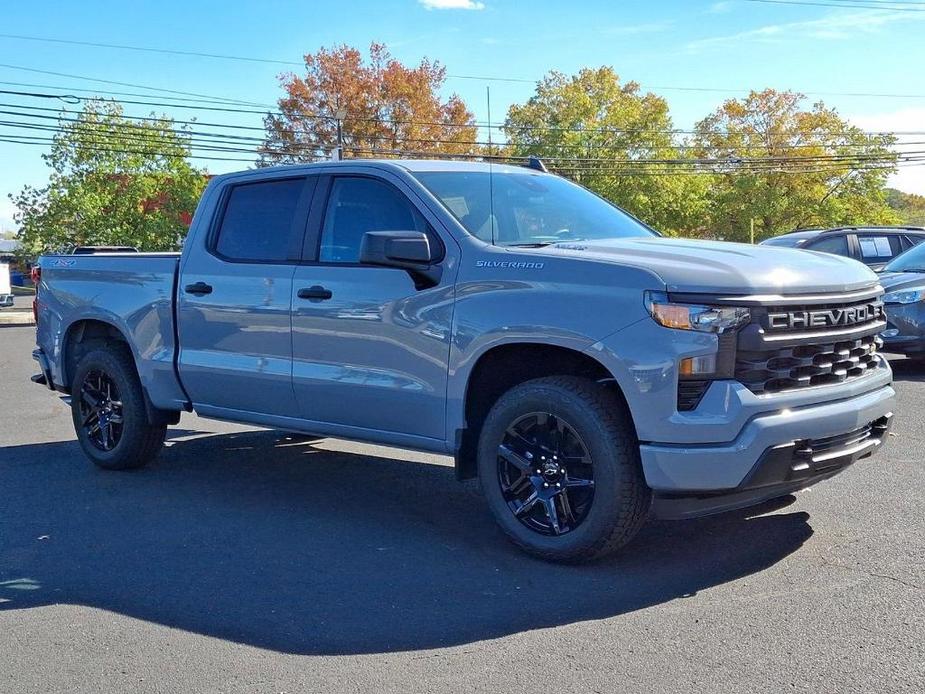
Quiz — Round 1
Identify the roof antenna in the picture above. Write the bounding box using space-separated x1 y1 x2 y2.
527 156 548 173
487 85 497 246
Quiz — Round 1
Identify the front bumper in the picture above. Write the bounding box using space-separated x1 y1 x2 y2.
642 383 894 518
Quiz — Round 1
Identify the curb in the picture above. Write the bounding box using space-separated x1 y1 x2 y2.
0 311 35 326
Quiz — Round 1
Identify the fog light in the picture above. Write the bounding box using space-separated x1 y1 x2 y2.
880 329 899 338
679 354 717 376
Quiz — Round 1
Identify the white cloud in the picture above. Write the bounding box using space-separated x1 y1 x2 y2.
851 107 925 195
418 0 485 9
687 9 923 52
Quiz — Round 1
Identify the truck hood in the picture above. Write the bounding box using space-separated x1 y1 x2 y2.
539 236 879 295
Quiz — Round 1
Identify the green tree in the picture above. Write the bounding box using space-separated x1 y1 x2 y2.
692 89 899 242
261 43 479 164
503 67 710 235
886 187 925 226
11 100 207 255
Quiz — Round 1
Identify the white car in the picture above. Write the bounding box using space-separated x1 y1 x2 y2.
0 263 13 308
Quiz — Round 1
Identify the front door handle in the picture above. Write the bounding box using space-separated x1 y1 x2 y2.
184 281 213 296
298 285 333 301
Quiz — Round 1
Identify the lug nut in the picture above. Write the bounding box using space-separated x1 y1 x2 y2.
543 482 549 488
556 482 561 488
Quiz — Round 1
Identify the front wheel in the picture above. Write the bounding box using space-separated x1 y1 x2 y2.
70 344 166 470
477 376 650 563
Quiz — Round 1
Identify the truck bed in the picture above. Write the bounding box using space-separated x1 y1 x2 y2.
36 252 188 409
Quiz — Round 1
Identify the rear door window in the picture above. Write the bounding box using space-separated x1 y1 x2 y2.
214 177 309 262
804 234 849 256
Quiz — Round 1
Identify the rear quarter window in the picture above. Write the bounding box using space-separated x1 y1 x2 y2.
857 235 901 260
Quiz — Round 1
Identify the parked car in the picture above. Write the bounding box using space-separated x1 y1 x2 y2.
0 262 13 308
760 226 925 271
31 160 895 563
878 241 925 357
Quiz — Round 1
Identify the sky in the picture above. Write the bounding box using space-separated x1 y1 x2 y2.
1 0 924 231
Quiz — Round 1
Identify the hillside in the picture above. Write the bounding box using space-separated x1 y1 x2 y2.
886 188 925 226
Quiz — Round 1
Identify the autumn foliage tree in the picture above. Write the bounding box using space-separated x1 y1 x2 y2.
260 43 479 164
693 89 899 241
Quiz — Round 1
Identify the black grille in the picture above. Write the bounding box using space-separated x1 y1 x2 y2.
736 335 880 394
806 423 872 455
678 380 710 411
734 293 885 396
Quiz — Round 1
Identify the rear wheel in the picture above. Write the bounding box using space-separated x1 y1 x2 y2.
70 344 166 470
477 376 650 563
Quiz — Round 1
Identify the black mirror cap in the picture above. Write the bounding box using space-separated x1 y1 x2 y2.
359 231 442 289
359 231 434 266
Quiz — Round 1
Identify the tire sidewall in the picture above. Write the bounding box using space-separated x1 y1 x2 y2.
477 380 638 559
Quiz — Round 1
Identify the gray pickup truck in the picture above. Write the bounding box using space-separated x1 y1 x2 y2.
32 160 895 562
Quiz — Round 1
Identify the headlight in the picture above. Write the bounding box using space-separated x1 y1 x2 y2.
882 287 925 305
645 291 750 334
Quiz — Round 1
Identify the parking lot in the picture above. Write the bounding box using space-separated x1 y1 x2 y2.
0 324 922 693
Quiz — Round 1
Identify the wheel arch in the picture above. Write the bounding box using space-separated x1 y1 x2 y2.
63 318 180 426
453 342 633 480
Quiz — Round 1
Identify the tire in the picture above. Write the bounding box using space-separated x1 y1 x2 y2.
70 343 166 470
477 376 650 563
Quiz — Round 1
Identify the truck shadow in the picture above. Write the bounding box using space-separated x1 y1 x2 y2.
0 430 812 655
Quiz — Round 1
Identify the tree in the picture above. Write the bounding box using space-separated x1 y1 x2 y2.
886 188 925 226
503 67 710 235
11 100 206 255
260 43 479 164
692 89 899 242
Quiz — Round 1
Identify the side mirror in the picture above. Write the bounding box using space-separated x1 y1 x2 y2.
359 231 441 288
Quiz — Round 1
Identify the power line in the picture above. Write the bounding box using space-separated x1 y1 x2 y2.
0 63 270 107
0 34 304 67
742 0 925 10
5 35 925 101
4 114 909 166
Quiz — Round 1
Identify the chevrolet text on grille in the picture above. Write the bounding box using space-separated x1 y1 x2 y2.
767 302 884 330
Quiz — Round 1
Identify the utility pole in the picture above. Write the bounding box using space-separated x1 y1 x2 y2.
750 217 755 244
333 106 347 161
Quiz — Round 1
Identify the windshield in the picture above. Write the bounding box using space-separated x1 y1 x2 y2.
885 241 925 273
760 236 808 248
413 171 655 245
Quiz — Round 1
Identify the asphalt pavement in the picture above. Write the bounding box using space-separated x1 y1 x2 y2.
0 325 922 693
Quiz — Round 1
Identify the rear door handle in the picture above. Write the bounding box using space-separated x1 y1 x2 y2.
184 281 213 296
298 285 333 301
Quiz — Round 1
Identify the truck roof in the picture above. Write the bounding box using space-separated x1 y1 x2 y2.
213 159 540 183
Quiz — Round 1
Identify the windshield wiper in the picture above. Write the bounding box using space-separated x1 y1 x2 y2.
502 238 590 248
501 242 558 248
893 267 925 273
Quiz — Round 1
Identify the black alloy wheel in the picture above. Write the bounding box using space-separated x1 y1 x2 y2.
497 411 595 536
78 368 125 452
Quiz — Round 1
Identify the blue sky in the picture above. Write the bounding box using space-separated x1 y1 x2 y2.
2 0 924 230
